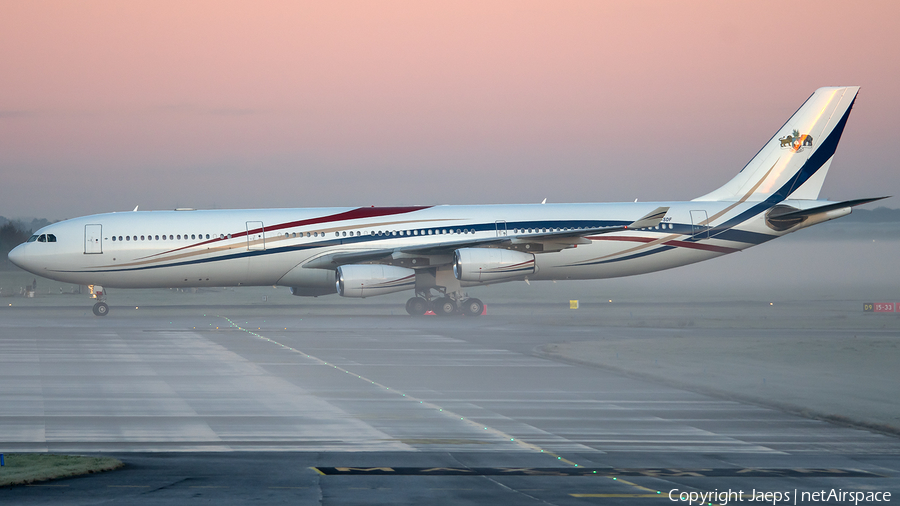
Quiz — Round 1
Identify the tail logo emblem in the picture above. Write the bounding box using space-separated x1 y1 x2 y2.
778 129 813 152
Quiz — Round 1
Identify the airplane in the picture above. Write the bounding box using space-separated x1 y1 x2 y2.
7 86 885 317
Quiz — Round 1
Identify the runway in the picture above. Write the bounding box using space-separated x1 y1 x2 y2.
1 303 898 504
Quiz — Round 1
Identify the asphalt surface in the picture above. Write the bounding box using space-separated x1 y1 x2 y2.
1 304 898 505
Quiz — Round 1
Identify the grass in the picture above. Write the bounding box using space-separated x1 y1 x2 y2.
0 454 123 487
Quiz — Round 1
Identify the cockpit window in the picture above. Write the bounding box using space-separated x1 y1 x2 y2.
46 234 56 242
27 235 39 242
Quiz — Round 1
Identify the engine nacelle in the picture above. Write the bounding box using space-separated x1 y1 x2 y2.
336 264 416 298
453 248 535 283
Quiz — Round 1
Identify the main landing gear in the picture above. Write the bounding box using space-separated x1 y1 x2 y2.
405 295 484 317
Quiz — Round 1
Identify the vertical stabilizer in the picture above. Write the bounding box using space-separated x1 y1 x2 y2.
694 86 858 202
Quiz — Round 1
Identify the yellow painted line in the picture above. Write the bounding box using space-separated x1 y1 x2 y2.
572 493 662 498
310 467 326 476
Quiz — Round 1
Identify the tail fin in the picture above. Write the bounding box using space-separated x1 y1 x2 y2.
694 86 859 203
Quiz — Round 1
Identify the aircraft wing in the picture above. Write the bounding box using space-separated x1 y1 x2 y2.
304 206 669 269
303 237 509 269
518 206 670 242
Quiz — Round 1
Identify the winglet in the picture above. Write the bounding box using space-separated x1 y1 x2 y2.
626 207 669 229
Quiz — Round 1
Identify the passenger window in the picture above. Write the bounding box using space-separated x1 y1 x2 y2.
126 236 130 241
141 236 145 240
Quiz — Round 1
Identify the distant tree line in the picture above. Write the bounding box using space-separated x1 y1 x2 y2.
0 221 32 270
840 206 900 222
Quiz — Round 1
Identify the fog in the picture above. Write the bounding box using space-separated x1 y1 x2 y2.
4 222 898 433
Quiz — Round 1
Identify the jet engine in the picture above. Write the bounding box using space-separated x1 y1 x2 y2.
336 264 416 298
453 248 535 283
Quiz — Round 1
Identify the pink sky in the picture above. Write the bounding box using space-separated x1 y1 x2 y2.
1 1 898 219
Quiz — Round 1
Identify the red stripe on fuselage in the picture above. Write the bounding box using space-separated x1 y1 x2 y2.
143 206 433 259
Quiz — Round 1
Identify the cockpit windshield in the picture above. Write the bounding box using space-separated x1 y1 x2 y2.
27 234 57 243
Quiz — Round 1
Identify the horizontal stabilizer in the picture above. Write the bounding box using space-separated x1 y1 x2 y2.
770 197 889 220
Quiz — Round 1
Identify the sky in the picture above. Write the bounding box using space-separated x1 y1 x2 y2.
1 1 899 220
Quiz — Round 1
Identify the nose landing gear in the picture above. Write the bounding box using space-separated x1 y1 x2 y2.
90 285 109 316
92 301 109 316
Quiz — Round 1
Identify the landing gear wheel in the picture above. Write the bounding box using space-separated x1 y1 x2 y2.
92 302 109 317
434 297 457 316
405 297 428 316
461 298 484 317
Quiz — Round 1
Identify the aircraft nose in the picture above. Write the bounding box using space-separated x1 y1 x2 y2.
7 244 28 270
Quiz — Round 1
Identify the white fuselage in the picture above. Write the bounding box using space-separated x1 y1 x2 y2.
8 200 812 291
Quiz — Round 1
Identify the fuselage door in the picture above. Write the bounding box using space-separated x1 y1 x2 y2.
495 220 508 237
690 210 710 240
246 221 265 250
84 224 103 254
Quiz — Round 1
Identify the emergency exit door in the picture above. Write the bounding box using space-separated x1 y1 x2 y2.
246 221 265 250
